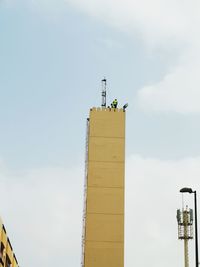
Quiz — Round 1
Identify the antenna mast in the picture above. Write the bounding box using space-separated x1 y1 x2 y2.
101 78 107 108
177 206 193 267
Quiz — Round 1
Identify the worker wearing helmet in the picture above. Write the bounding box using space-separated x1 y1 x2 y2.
112 99 118 108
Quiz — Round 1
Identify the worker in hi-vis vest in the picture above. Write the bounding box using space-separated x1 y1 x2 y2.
111 99 118 108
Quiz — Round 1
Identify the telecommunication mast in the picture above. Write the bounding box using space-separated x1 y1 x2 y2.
177 206 193 267
101 78 107 108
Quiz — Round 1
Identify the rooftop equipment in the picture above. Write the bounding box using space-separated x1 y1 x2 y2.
101 78 107 108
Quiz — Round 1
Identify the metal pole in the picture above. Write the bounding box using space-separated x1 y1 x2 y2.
183 210 189 267
184 239 189 267
194 191 199 267
101 78 106 108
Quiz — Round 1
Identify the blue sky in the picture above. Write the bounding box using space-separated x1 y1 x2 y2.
1 1 200 267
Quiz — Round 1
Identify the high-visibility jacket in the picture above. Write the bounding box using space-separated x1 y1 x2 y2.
113 100 118 105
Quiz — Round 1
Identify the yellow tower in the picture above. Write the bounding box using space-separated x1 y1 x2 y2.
82 107 125 267
0 218 19 267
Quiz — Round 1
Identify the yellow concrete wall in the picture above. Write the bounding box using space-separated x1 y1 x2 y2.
0 218 19 267
84 108 125 267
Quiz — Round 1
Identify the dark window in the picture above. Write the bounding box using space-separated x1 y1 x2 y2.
5 254 11 267
0 242 5 264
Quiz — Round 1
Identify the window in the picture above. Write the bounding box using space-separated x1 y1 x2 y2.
0 242 5 263
5 254 11 267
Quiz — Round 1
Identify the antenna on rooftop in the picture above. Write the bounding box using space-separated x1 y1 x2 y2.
101 78 107 108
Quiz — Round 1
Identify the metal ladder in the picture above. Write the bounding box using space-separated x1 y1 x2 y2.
81 118 90 267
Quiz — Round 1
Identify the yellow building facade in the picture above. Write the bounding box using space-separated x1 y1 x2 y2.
83 107 125 267
0 218 19 267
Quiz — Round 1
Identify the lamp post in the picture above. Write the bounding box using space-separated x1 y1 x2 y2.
180 188 199 267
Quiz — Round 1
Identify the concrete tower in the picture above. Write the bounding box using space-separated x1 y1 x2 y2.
82 107 126 267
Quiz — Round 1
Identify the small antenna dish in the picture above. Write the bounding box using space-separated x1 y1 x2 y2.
101 78 107 108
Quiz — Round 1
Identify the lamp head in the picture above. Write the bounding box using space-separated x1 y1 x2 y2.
180 187 193 194
123 103 128 110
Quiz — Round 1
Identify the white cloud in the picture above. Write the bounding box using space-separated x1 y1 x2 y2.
7 0 196 46
63 0 200 47
0 165 84 267
137 49 200 113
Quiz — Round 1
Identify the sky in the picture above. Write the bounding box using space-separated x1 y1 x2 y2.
0 0 200 266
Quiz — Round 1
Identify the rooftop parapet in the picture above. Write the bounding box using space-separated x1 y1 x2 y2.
90 107 124 112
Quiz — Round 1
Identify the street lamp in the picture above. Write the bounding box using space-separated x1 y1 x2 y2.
180 187 199 267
